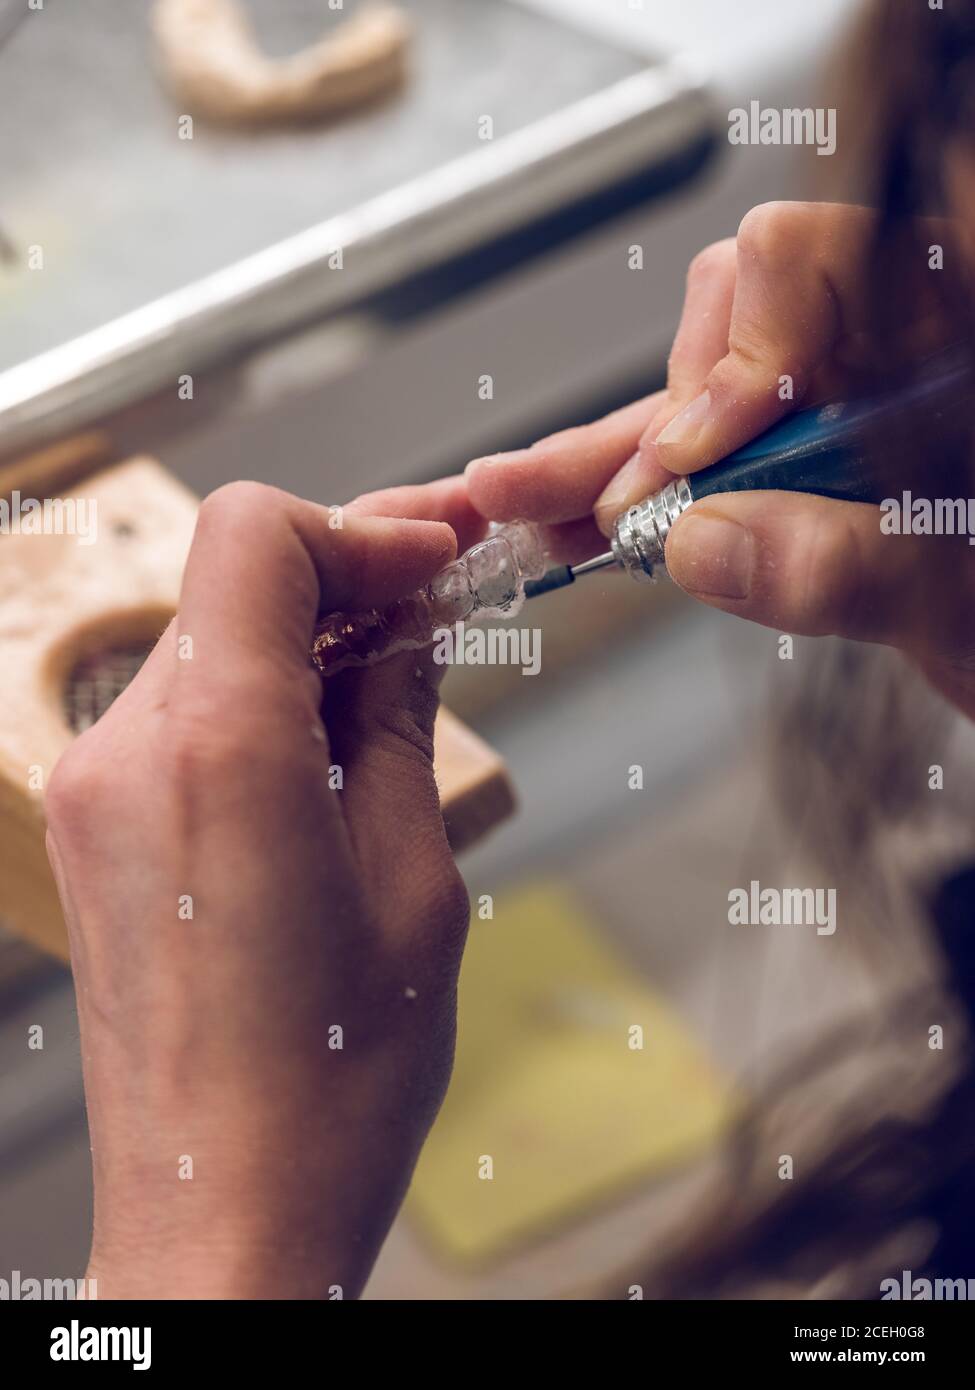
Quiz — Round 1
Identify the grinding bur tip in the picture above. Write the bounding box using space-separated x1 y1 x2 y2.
570 550 617 578
524 552 619 599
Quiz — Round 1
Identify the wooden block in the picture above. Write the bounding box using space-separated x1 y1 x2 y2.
0 454 514 960
0 431 111 497
435 707 515 854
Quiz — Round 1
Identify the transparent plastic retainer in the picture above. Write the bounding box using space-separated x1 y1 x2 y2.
310 521 547 676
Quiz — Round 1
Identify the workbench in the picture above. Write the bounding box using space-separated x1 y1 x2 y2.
0 0 716 459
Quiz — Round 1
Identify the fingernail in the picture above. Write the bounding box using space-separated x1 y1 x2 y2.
667 510 754 599
655 390 711 452
594 452 645 530
465 449 535 475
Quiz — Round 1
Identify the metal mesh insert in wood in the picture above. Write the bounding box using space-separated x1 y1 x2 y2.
63 645 154 734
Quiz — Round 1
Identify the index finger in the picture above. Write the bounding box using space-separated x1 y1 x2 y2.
464 392 667 524
645 203 948 479
176 482 456 688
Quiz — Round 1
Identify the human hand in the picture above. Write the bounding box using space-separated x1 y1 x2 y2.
466 202 975 718
45 477 483 1299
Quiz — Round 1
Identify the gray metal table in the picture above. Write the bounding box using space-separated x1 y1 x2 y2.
0 0 716 455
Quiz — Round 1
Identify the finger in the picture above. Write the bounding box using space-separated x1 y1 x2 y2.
664 238 739 403
176 482 456 695
644 203 881 480
537 516 610 566
114 487 464 722
594 239 737 532
345 475 488 552
464 392 668 524
664 490 968 653
348 477 607 569
323 647 468 946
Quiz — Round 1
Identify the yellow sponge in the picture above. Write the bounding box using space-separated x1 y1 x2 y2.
407 881 736 1262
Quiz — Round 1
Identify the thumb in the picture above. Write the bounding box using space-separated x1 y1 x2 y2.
322 648 468 935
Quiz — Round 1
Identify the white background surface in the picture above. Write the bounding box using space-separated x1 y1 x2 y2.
522 0 861 96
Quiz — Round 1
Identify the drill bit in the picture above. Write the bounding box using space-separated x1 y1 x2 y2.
523 550 617 599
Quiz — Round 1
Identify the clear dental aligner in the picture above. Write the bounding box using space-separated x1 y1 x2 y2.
310 520 547 675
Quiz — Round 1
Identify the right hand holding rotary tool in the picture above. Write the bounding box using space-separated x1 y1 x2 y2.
465 201 975 721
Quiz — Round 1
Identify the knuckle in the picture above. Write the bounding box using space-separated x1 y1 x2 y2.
685 238 734 290
437 868 472 933
368 703 437 770
736 201 806 262
196 481 277 535
45 741 109 833
707 338 779 402
406 858 471 948
722 332 780 386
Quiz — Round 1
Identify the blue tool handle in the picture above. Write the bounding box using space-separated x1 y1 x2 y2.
688 352 970 505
